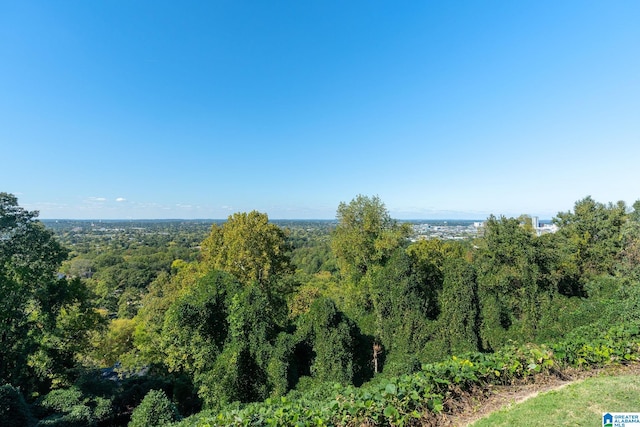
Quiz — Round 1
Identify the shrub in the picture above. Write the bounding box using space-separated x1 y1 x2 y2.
36 385 113 427
129 389 180 427
0 384 35 427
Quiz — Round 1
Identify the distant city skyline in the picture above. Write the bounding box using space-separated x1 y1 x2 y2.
2 1 639 220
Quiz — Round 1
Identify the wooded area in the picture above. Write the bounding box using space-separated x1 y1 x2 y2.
2 192 640 426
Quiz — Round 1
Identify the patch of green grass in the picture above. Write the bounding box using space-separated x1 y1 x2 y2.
472 373 640 427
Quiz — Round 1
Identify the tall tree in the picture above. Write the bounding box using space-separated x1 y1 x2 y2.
553 196 627 284
331 195 410 282
0 193 101 390
159 271 288 409
294 297 357 385
475 215 556 348
1 193 66 386
439 258 479 355
200 211 293 288
366 248 437 373
618 200 640 281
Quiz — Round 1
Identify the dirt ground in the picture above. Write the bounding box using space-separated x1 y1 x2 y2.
422 363 640 427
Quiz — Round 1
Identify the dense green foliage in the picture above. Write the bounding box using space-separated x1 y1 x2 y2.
129 389 181 427
36 384 112 426
179 321 640 426
0 193 103 392
438 257 479 355
0 384 35 427
2 192 640 426
331 195 410 282
201 211 293 287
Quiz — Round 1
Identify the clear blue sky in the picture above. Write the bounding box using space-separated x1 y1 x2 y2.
2 1 639 219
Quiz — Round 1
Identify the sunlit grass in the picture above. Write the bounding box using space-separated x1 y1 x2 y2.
471 373 640 427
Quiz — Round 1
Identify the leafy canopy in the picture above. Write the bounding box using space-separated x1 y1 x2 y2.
0 192 103 390
331 195 410 281
200 211 293 286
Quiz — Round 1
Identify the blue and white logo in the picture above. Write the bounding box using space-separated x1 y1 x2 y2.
603 413 613 427
603 412 640 427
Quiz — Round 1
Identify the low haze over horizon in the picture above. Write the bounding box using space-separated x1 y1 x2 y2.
2 1 639 220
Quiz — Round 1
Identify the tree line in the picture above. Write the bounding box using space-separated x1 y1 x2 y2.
1 192 639 426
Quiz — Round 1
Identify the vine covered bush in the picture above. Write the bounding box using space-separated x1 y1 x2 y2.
177 321 640 426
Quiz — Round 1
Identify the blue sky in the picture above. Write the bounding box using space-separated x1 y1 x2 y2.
1 1 639 219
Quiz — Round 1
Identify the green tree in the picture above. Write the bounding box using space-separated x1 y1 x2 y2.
1 193 105 392
366 249 437 373
294 297 357 385
160 272 239 385
438 257 479 355
133 262 200 366
620 200 640 281
0 193 80 389
29 277 105 387
159 271 287 409
331 195 410 282
37 385 113 426
128 389 180 427
406 238 468 319
553 196 627 283
0 384 35 427
475 215 556 349
201 211 293 287
93 317 137 367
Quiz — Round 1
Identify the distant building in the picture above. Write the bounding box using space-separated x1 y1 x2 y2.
531 216 539 229
473 217 557 237
537 222 558 235
530 216 558 236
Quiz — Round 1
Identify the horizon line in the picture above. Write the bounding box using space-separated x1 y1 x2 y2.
39 217 553 222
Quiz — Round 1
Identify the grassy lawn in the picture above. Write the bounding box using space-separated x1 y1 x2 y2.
471 373 640 427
